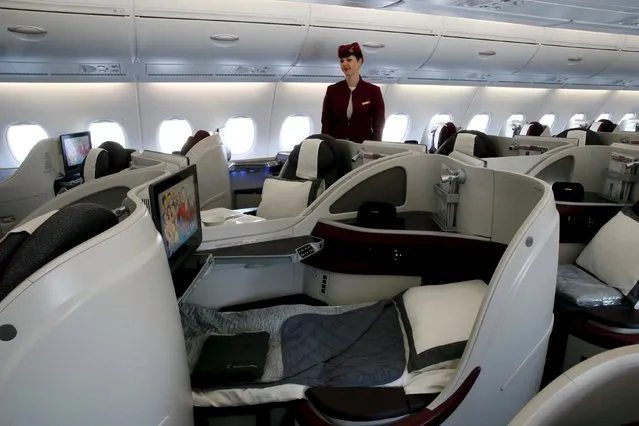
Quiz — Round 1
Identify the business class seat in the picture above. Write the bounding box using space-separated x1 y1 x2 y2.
0 200 193 426
427 122 457 154
555 128 603 146
519 121 545 137
589 119 617 133
509 344 639 426
80 141 132 182
435 130 498 158
256 134 352 219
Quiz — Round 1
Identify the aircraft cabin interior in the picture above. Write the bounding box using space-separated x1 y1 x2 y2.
2 0 639 425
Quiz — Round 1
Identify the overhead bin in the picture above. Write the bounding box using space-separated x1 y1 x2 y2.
0 9 134 63
624 35 639 51
134 0 310 25
441 16 543 44
308 4 443 34
135 18 307 66
515 45 618 78
0 0 130 15
282 66 343 83
543 27 625 50
296 27 439 69
594 51 639 79
143 64 290 82
420 37 539 75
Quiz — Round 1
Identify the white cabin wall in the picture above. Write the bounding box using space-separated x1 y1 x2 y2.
463 87 551 135
137 82 277 158
597 91 639 123
0 82 139 168
383 85 479 142
536 89 612 132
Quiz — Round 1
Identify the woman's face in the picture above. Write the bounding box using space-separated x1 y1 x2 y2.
340 55 362 77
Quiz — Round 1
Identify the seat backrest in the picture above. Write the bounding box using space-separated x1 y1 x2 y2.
430 122 457 154
80 141 132 182
520 121 545 137
436 130 497 158
184 134 232 210
180 130 211 156
555 128 603 146
0 203 118 303
257 134 351 220
280 134 352 188
590 119 617 133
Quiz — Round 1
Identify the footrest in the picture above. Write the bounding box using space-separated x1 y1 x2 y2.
305 387 436 422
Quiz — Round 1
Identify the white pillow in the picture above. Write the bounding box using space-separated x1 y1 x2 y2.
398 280 487 371
256 178 323 220
576 209 639 307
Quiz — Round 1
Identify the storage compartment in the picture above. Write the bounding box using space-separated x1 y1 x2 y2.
296 27 438 69
282 66 344 82
595 51 639 79
543 27 625 50
420 37 538 75
515 45 617 77
0 0 129 15
0 9 134 63
136 17 307 66
441 16 542 43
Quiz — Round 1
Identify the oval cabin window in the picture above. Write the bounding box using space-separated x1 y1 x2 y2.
88 121 127 147
382 113 410 142
158 118 193 153
539 114 556 131
467 114 490 133
280 115 312 151
567 113 587 129
505 114 525 137
6 123 48 163
620 113 637 132
220 117 256 155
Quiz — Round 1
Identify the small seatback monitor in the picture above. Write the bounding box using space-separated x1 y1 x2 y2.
148 164 202 272
59 131 92 176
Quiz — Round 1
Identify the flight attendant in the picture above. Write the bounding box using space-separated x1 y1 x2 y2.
321 42 386 143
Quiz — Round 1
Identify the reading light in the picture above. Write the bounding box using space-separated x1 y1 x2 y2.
210 34 240 47
7 25 48 41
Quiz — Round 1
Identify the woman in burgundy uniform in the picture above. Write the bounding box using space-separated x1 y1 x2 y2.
321 42 386 143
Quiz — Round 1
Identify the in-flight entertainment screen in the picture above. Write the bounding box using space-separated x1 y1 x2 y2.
157 174 199 258
61 132 92 169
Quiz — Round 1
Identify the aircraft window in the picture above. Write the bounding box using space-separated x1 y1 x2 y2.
595 113 611 122
159 118 193 153
6 123 48 163
428 113 452 132
467 114 490 133
280 115 312 151
88 120 126 147
567 113 587 129
620 113 637 132
504 114 525 137
382 113 410 142
220 116 256 155
539 114 556 130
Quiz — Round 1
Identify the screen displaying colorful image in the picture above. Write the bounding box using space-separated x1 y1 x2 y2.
158 175 199 257
62 134 92 168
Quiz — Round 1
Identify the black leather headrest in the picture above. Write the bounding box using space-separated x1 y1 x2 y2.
436 130 497 158
80 141 131 180
283 134 351 187
431 122 457 154
555 128 603 146
592 119 616 133
0 203 119 302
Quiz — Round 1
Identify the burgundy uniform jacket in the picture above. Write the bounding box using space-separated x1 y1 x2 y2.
321 78 385 143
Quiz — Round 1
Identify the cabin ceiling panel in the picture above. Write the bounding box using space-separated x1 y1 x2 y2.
0 0 130 15
0 10 134 63
143 64 291 82
135 18 307 66
515 46 618 78
296 27 438 69
308 3 443 34
134 0 310 24
420 38 538 75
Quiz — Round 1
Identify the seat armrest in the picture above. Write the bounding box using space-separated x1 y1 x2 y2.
295 367 480 426
234 207 258 216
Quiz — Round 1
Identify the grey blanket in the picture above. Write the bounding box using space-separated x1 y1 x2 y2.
180 300 406 390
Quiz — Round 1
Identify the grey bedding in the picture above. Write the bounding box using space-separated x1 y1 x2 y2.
180 300 406 390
